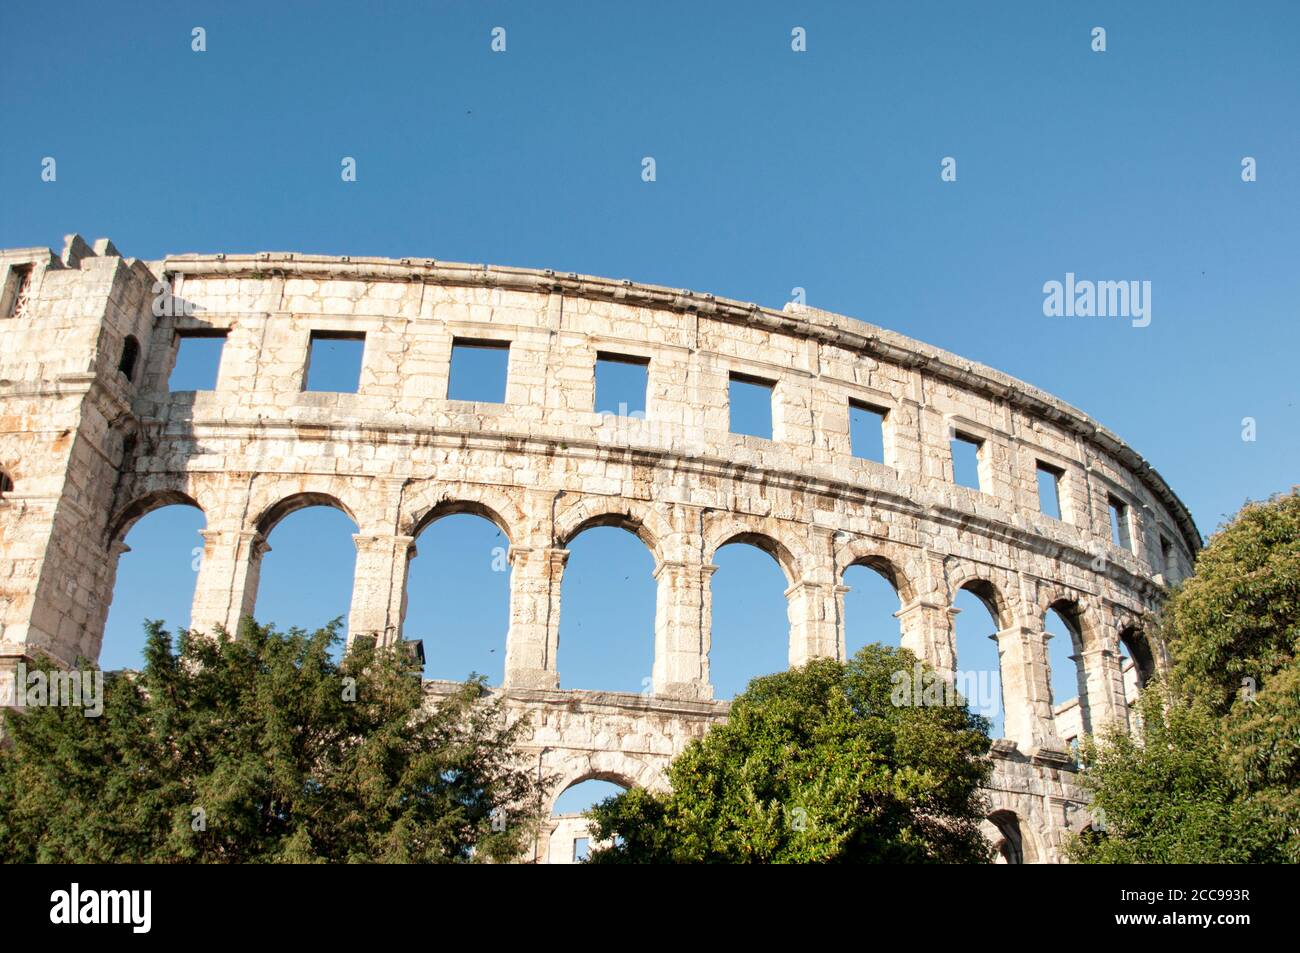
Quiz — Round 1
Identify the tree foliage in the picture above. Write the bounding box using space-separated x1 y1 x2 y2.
1165 490 1300 713
585 644 994 863
1064 687 1282 863
0 620 545 863
1068 490 1300 863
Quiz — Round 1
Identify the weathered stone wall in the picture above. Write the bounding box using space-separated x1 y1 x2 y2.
0 236 1199 863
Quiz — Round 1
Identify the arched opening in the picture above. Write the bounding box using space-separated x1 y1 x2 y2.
102 500 206 670
986 810 1029 864
549 776 631 864
117 335 140 382
404 510 511 684
953 581 1005 738
1045 601 1090 742
1117 638 1136 711
552 778 628 817
0 469 13 498
255 498 358 661
842 559 904 657
1118 626 1155 691
710 537 790 700
558 525 656 693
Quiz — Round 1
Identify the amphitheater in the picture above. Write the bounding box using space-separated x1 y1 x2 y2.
0 235 1198 863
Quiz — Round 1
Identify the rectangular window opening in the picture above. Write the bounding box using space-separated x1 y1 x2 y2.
573 837 591 863
3 264 34 318
950 432 984 491
305 331 365 393
849 401 887 463
448 338 510 403
1108 496 1132 551
595 352 649 418
169 331 227 392
728 373 774 440
1036 462 1064 520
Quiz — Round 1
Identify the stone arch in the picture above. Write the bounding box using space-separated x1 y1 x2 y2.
553 495 671 568
107 489 204 546
1117 623 1157 689
702 513 803 585
1040 593 1102 742
949 572 1015 631
947 569 1015 737
983 809 1040 864
402 481 523 544
554 503 659 694
254 491 358 536
402 494 515 684
542 755 654 864
550 771 637 814
100 488 208 669
546 750 665 813
834 538 919 604
1041 594 1098 656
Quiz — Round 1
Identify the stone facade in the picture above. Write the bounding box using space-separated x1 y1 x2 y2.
0 235 1199 863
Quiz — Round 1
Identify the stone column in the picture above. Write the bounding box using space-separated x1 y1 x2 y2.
503 545 566 690
996 623 1059 751
346 533 414 649
787 580 839 667
1081 644 1126 732
833 583 851 660
896 598 957 680
190 527 269 637
652 560 714 700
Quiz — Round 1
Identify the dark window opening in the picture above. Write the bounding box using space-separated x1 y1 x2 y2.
1036 462 1064 520
1108 496 1131 551
849 401 887 462
595 352 649 418
728 373 774 440
305 331 365 393
4 264 33 318
118 335 140 382
1119 629 1157 689
169 331 227 392
0 471 13 497
448 339 509 403
950 432 983 491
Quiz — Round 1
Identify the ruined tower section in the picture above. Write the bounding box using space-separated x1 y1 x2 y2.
0 235 156 676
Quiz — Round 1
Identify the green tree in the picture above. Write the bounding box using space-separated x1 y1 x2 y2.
0 619 545 863
1165 490 1300 713
585 644 994 863
1068 490 1300 863
1064 687 1281 863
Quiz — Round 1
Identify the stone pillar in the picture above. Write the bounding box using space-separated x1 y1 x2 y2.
652 560 713 700
996 623 1059 751
833 583 851 660
1081 644 1126 732
190 527 269 637
346 533 414 649
896 598 957 680
503 545 566 690
787 580 838 667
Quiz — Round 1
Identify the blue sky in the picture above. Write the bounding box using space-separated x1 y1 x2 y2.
4 2 1297 749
